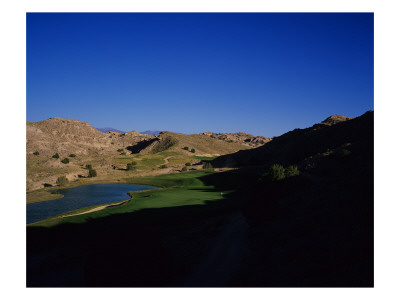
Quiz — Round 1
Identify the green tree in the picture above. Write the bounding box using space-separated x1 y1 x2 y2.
88 169 97 177
52 153 59 159
183 146 189 151
190 148 196 153
266 164 286 181
61 158 70 164
285 165 299 178
56 176 69 186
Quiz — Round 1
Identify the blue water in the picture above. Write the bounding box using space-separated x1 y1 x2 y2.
27 184 157 224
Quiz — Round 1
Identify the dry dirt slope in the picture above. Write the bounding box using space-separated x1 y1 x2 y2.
26 117 266 191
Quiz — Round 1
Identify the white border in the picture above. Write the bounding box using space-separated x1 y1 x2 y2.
1 0 399 299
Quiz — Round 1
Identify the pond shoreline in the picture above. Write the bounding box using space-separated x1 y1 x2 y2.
27 183 158 225
26 179 162 204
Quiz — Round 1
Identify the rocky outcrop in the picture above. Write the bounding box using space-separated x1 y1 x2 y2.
199 132 271 148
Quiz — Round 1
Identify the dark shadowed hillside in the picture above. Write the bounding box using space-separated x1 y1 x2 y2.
213 111 374 287
213 111 373 171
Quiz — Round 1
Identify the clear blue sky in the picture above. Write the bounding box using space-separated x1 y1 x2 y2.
27 13 373 137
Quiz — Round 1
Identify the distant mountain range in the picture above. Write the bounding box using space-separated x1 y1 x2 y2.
96 127 125 133
140 130 162 135
96 128 162 135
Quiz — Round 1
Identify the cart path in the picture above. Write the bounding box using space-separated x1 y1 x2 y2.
172 213 248 287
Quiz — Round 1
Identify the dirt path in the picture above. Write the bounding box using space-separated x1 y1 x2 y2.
172 213 248 287
153 156 175 174
162 156 174 165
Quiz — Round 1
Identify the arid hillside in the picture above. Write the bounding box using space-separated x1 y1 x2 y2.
199 132 271 147
26 117 155 157
26 117 263 191
212 111 373 171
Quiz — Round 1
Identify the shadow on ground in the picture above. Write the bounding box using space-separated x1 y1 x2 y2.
27 164 373 287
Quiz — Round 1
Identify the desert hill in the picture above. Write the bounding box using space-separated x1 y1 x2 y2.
212 111 373 171
26 117 264 191
26 117 155 157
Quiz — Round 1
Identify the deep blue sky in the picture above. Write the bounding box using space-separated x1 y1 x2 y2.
27 13 373 137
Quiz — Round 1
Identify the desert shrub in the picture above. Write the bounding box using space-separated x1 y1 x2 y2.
183 146 189 151
86 164 93 170
266 164 286 181
126 163 136 170
182 166 188 171
33 151 39 156
61 158 70 164
152 136 178 153
185 162 191 166
285 165 299 178
52 153 59 159
56 176 69 186
191 148 196 153
88 169 97 177
69 154 76 157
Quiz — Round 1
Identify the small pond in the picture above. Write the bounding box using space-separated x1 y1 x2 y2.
27 184 157 224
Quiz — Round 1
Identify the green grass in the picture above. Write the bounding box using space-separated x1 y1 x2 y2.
26 189 64 204
28 171 239 228
193 156 218 161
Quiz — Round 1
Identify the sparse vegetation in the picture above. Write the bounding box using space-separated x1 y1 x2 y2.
152 136 178 153
285 165 299 178
61 158 70 164
86 164 93 170
126 162 136 170
88 169 97 177
266 164 286 181
33 151 39 156
185 162 191 166
56 176 69 186
117 148 124 152
263 164 300 181
182 166 188 171
69 154 76 157
160 164 168 169
52 153 59 159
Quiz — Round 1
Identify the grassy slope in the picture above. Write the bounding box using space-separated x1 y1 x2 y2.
28 171 238 228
